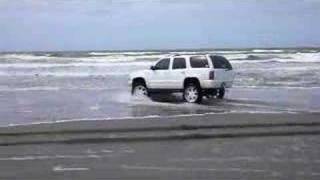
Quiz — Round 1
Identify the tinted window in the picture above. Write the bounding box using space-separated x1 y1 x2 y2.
155 58 170 70
173 58 186 69
211 56 232 70
190 56 209 68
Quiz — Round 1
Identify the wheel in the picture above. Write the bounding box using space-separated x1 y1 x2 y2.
217 85 225 99
183 83 202 103
132 82 148 97
204 89 217 99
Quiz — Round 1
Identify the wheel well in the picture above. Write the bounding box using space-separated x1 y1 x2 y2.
220 82 226 88
132 77 146 86
184 77 201 88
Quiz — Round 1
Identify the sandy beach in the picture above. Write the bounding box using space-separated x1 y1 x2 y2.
0 113 319 179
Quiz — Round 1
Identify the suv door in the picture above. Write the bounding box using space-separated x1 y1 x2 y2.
149 58 171 89
210 55 234 84
170 57 187 89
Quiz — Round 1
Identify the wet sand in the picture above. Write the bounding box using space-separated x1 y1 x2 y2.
0 113 320 179
1 86 320 127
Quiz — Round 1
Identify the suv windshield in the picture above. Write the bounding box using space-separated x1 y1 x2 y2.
190 56 209 68
210 55 232 70
155 58 170 70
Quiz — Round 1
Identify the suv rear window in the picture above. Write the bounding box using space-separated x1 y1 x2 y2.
210 56 232 70
190 56 209 68
155 58 170 70
173 58 186 69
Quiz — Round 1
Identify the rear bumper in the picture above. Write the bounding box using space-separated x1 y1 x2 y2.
201 80 233 89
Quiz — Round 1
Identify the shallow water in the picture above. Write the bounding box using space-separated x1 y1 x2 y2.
0 48 320 126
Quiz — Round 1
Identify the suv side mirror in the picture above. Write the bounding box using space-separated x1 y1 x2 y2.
150 66 156 70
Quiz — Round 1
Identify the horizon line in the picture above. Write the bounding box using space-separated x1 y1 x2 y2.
1 45 320 53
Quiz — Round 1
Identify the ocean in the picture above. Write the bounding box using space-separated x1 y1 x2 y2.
0 48 319 126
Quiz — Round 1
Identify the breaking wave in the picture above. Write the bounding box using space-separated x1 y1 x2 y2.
0 53 161 63
1 49 319 63
88 51 160 56
251 49 284 53
228 52 320 63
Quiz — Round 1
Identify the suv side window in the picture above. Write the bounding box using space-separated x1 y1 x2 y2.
155 58 170 70
211 56 232 70
173 58 186 69
190 56 209 68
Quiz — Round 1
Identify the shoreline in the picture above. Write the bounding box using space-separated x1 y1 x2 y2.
1 111 301 128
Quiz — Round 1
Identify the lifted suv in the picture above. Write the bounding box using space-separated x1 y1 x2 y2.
129 54 235 103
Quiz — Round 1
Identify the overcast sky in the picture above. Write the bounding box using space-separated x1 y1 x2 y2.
0 0 320 51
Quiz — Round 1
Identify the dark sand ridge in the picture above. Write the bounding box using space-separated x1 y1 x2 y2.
1 113 320 146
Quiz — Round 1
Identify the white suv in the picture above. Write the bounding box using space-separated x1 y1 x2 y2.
129 54 235 103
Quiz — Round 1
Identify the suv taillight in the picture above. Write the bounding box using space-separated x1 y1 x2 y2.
209 71 215 80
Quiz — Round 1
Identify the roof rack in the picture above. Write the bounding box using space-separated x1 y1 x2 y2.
163 53 180 57
166 53 210 57
170 53 180 56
